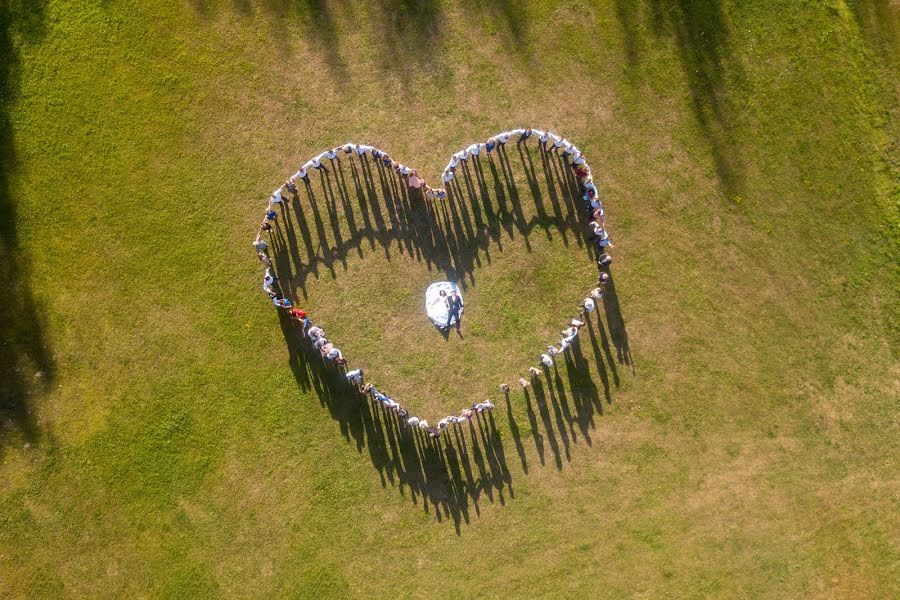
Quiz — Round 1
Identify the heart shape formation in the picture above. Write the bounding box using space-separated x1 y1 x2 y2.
254 129 613 438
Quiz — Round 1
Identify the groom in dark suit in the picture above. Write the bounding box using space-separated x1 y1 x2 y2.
446 290 463 331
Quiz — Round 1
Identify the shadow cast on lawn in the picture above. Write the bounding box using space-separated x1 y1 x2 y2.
268 138 633 531
615 0 745 197
270 143 598 301
0 1 53 459
188 0 535 89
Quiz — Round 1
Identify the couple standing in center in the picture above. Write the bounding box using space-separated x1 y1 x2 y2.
438 289 464 332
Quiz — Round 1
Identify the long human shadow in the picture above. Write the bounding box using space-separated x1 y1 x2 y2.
0 1 52 459
269 138 633 522
279 311 512 534
273 142 599 301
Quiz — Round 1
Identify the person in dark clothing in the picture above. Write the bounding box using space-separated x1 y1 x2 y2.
446 290 464 331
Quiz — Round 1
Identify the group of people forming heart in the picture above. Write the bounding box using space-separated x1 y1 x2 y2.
252 128 614 437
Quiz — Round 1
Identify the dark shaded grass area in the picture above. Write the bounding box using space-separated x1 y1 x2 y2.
0 0 53 458
615 0 746 197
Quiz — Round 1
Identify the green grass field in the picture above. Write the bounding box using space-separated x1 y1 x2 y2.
2 0 898 597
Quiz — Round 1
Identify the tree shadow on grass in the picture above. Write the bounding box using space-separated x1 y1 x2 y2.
188 0 538 90
269 137 634 528
0 1 52 459
615 0 745 197
845 0 900 75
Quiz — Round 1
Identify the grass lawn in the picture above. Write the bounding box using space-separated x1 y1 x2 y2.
1 0 898 598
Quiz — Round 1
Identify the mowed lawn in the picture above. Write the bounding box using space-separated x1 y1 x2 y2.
1 0 898 598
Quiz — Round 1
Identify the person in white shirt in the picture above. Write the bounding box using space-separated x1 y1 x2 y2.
442 171 454 184
399 164 411 176
553 136 566 150
594 227 612 248
311 155 328 173
583 297 596 312
313 337 329 351
324 346 343 361
357 144 372 156
547 345 560 357
558 338 571 353
325 148 339 160
296 167 309 182
449 154 460 168
519 377 530 388
263 268 276 288
496 132 510 145
307 325 324 339
468 143 481 157
346 369 363 384
407 416 420 427
253 238 268 253
528 366 542 377
541 353 554 367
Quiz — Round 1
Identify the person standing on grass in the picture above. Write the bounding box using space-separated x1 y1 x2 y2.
270 192 284 211
312 154 329 173
289 309 310 332
345 369 363 385
285 179 298 195
446 289 463 331
538 130 550 147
